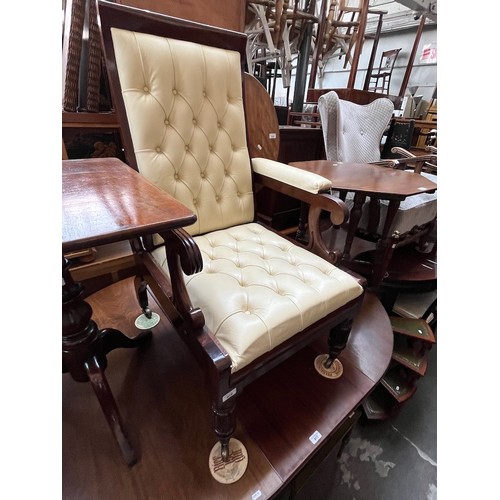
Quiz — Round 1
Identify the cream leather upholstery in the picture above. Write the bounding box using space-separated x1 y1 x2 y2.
152 223 362 372
252 157 332 194
111 28 254 238
317 90 437 236
111 30 363 374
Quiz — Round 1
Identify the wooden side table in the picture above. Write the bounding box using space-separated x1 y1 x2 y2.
62 157 196 465
289 160 437 288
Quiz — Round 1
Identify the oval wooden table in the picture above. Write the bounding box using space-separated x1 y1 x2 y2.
62 278 393 499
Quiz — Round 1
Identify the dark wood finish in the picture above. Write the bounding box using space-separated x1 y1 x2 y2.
63 279 393 498
62 111 119 128
244 73 280 161
62 157 197 464
307 87 403 108
278 126 325 164
346 0 369 89
289 160 437 197
289 160 437 288
367 48 402 95
398 14 426 99
62 158 196 253
116 0 246 32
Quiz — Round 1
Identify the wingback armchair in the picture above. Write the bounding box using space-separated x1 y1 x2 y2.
98 1 365 480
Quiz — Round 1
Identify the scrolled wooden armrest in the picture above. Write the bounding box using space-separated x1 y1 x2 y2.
390 146 415 158
251 158 349 264
136 248 232 374
370 159 398 168
390 147 437 174
152 228 205 331
252 167 348 227
306 192 349 264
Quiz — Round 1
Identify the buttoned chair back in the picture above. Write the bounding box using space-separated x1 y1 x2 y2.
98 1 365 477
318 89 394 164
110 27 254 239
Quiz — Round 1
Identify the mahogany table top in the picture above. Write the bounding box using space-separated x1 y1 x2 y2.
62 158 196 253
289 160 437 199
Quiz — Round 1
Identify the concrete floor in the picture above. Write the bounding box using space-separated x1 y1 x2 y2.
295 341 437 500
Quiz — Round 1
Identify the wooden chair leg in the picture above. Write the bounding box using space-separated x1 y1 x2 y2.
327 317 354 367
212 399 237 462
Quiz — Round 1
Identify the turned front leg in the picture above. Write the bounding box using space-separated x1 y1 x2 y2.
325 318 354 368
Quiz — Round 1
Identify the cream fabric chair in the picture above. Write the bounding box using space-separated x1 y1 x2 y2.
98 1 365 475
317 90 437 260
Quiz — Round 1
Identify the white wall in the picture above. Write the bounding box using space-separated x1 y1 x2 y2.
317 25 437 102
272 3 437 106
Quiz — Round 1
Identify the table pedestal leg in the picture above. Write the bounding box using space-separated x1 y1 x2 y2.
342 192 366 260
371 200 400 289
62 257 150 465
85 356 136 465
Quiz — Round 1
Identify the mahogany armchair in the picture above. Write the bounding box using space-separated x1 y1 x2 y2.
98 1 365 480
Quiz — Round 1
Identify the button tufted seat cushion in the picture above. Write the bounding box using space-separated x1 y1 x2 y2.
152 223 363 372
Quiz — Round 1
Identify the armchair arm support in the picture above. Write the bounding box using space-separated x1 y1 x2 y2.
370 159 398 168
252 157 332 194
390 147 437 174
252 159 349 265
153 228 205 331
135 236 232 374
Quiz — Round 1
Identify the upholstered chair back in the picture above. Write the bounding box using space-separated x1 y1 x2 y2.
110 28 254 237
318 90 394 163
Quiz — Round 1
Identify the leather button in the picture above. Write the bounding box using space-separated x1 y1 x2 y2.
192 118 197 124
164 119 169 125
172 89 178 95
143 86 149 92
217 122 221 128
174 174 179 180
200 172 205 178
193 199 197 205
156 147 161 153
185 145 189 151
